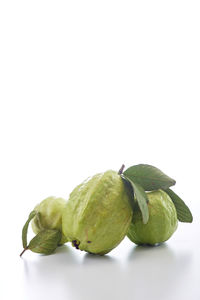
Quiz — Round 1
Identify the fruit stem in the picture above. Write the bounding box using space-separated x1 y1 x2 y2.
118 164 125 175
20 247 28 257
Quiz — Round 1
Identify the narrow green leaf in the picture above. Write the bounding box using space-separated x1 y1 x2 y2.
28 229 62 255
121 175 137 211
123 164 176 191
123 175 149 224
22 210 37 248
132 182 149 224
165 189 193 223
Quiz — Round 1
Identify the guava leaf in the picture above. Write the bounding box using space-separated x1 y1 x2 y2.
123 175 149 224
28 229 62 254
22 210 37 248
123 164 176 191
165 189 193 223
121 176 137 211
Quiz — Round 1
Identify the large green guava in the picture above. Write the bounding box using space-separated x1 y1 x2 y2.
62 170 133 255
31 196 68 244
127 190 178 245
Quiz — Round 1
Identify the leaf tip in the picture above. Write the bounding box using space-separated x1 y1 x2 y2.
142 214 149 224
171 179 176 186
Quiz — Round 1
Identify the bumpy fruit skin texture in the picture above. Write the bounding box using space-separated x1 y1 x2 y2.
127 190 178 245
62 170 133 255
31 197 68 244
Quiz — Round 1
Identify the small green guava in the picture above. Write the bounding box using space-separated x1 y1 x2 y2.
62 170 133 255
31 196 68 244
127 190 178 245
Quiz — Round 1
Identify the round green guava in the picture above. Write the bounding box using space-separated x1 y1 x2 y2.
127 190 178 245
62 170 133 255
31 196 68 244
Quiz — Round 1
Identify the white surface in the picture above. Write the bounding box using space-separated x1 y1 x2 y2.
0 1 200 299
1 219 200 300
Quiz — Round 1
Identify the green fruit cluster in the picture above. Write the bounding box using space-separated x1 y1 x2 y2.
20 165 192 257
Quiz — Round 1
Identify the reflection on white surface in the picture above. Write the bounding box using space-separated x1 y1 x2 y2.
1 203 199 300
20 238 198 300
125 244 192 300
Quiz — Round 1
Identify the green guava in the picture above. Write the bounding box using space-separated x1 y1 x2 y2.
31 196 68 244
62 170 133 255
127 190 178 245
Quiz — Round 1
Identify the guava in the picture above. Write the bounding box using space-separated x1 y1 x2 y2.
127 190 178 245
62 170 133 255
31 196 68 244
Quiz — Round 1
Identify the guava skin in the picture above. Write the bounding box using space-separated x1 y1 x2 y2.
127 190 178 245
62 170 133 255
31 196 68 244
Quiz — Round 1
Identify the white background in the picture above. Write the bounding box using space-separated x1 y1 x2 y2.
0 1 199 299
